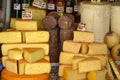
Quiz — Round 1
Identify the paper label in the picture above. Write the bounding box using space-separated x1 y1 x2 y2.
48 4 55 10
74 5 78 12
22 3 29 10
77 23 86 31
57 6 64 12
66 7 73 13
32 0 46 9
22 11 32 19
14 4 21 10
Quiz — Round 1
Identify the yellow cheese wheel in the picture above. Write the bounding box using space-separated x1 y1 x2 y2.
1 69 51 80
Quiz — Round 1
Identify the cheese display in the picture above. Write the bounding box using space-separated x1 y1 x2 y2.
88 43 108 55
25 59 51 75
23 48 45 63
0 31 22 43
80 42 88 54
24 31 49 43
44 56 50 61
80 2 110 42
63 40 81 53
78 57 101 73
10 18 18 29
8 48 23 60
1 43 49 56
73 31 94 43
2 56 8 67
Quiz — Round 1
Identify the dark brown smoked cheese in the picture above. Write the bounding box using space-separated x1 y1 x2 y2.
64 13 75 23
47 12 60 21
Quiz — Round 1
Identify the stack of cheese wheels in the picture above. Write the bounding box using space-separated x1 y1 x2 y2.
58 31 109 80
80 1 110 43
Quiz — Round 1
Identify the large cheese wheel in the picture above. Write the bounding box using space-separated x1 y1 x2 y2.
1 69 51 80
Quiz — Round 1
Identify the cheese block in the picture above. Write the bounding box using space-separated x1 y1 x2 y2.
73 31 94 43
87 69 108 80
15 19 39 30
72 56 86 70
1 69 51 80
63 40 81 53
58 65 71 77
63 67 87 80
10 18 18 29
8 48 23 60
2 56 8 67
25 6 46 20
23 48 45 63
59 77 64 80
80 43 88 54
59 52 76 65
25 59 51 75
0 31 22 43
44 56 50 62
24 31 49 43
1 43 49 56
78 57 101 73
5 59 26 75
88 43 108 55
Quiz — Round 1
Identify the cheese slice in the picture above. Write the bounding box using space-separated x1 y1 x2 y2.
0 31 22 43
25 59 51 75
8 48 23 60
63 40 81 53
23 48 45 63
80 43 88 54
88 43 108 55
78 57 101 73
24 31 49 43
2 56 8 67
1 69 51 80
63 67 87 80
73 31 94 43
5 59 26 75
2 43 49 56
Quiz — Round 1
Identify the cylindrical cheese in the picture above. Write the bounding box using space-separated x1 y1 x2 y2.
80 2 110 42
111 3 120 35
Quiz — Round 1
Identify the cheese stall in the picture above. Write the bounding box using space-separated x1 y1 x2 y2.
0 0 120 80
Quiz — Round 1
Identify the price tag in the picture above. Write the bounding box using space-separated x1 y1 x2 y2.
22 11 32 19
22 3 29 10
77 23 86 31
48 4 55 10
32 0 46 9
74 5 78 12
14 3 21 10
57 6 64 12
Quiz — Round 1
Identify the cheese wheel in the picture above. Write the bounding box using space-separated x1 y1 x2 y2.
1 69 51 80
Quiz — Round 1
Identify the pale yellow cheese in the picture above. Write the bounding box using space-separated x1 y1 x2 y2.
59 52 76 65
63 67 87 80
44 56 50 62
10 18 19 29
25 59 51 75
58 65 71 77
2 56 8 67
88 43 108 55
5 59 26 75
78 57 101 73
1 43 49 56
0 31 22 43
8 48 23 60
80 43 88 54
73 31 94 43
24 31 49 43
23 48 45 63
63 40 81 53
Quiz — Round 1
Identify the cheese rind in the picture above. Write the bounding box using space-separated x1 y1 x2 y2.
73 31 94 43
23 48 45 63
63 40 81 53
24 31 49 43
2 43 49 56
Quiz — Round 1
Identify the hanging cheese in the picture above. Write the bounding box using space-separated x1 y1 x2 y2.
78 57 101 73
1 69 51 80
24 31 49 43
0 31 22 43
23 48 45 63
25 59 51 75
88 43 108 55
2 56 8 67
63 40 81 53
80 42 88 54
8 48 23 60
80 2 110 42
73 31 94 43
1 43 49 56
5 59 26 75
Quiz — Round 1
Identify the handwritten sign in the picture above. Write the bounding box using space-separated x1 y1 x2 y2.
22 11 32 19
77 23 86 31
32 0 46 9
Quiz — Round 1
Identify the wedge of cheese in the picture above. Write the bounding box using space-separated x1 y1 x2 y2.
63 67 87 80
80 43 88 54
8 48 23 60
78 57 101 73
0 31 22 43
24 31 49 43
73 31 94 43
1 43 49 56
5 59 26 75
88 43 108 55
23 48 45 63
25 59 51 75
2 56 8 67
63 40 81 53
